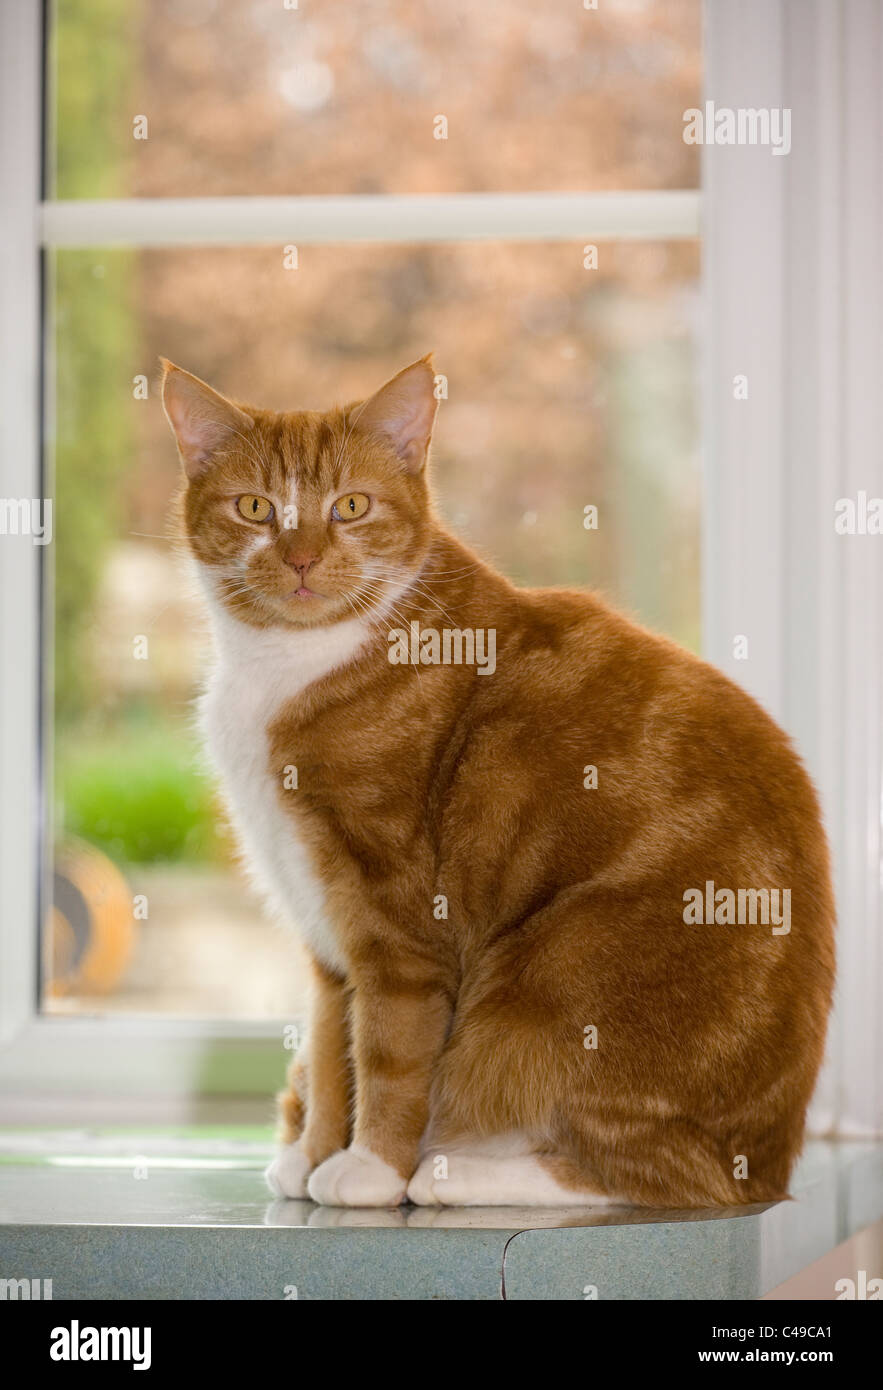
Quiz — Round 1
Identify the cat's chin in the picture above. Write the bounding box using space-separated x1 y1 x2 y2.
263 594 355 630
212 588 350 631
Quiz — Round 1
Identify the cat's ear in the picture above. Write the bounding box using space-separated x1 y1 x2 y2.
160 360 254 478
353 355 438 473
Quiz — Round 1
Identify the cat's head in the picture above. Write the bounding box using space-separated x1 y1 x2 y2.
161 357 439 629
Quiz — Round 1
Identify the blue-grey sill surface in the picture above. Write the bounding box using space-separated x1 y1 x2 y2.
0 1134 880 1300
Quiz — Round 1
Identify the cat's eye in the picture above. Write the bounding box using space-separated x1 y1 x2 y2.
332 492 370 522
237 495 274 522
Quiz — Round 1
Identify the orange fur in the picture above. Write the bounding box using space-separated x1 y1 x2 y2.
164 357 836 1208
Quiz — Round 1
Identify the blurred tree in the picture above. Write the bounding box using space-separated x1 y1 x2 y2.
51 0 139 717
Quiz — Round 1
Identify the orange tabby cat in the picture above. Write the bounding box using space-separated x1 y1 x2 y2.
162 355 835 1208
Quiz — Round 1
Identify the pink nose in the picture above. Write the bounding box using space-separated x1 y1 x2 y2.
283 551 319 576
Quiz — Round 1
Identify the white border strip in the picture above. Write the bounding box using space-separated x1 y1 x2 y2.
39 190 701 248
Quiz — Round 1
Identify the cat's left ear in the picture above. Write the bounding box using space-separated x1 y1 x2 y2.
354 355 438 474
160 359 255 478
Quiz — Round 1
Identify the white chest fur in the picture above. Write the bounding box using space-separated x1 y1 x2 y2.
199 595 373 975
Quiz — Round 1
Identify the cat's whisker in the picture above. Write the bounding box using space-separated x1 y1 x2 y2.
335 570 441 628
370 559 480 578
341 585 425 684
216 576 264 610
356 581 425 626
348 583 406 635
365 562 482 613
354 591 433 671
395 583 462 630
359 571 462 631
366 555 484 582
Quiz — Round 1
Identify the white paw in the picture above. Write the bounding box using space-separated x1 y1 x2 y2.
307 1144 408 1207
406 1156 443 1206
265 1142 313 1199
406 1150 617 1207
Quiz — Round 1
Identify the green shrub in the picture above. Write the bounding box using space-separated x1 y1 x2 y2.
57 724 227 866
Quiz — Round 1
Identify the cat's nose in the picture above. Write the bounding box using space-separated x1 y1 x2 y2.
283 550 319 576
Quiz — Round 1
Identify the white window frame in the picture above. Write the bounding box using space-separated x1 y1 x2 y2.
1 1 880 1131
702 0 882 1136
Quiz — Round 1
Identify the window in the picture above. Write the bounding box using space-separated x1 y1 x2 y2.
40 0 702 1025
1 1 880 1133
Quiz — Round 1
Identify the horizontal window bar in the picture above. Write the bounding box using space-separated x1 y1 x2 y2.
40 190 700 248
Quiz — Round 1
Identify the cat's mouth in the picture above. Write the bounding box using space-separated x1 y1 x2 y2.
287 584 325 601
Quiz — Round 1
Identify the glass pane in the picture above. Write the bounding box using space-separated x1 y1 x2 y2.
43 239 699 1018
48 0 701 199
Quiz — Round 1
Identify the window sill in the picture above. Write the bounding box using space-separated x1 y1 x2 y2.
0 1135 880 1299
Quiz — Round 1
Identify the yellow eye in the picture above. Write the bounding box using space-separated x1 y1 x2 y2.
237 495 273 522
332 492 370 522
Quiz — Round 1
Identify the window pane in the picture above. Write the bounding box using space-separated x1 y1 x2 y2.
48 0 701 199
43 239 699 1018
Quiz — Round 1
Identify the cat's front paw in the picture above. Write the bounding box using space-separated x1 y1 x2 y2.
405 1156 443 1206
265 1142 313 1199
307 1144 408 1207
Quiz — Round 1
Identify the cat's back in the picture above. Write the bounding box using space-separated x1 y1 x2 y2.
459 579 834 914
507 582 820 804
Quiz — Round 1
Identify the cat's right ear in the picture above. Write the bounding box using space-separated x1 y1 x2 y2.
160 360 255 478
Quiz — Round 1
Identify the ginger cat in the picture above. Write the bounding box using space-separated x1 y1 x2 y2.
162 355 835 1209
